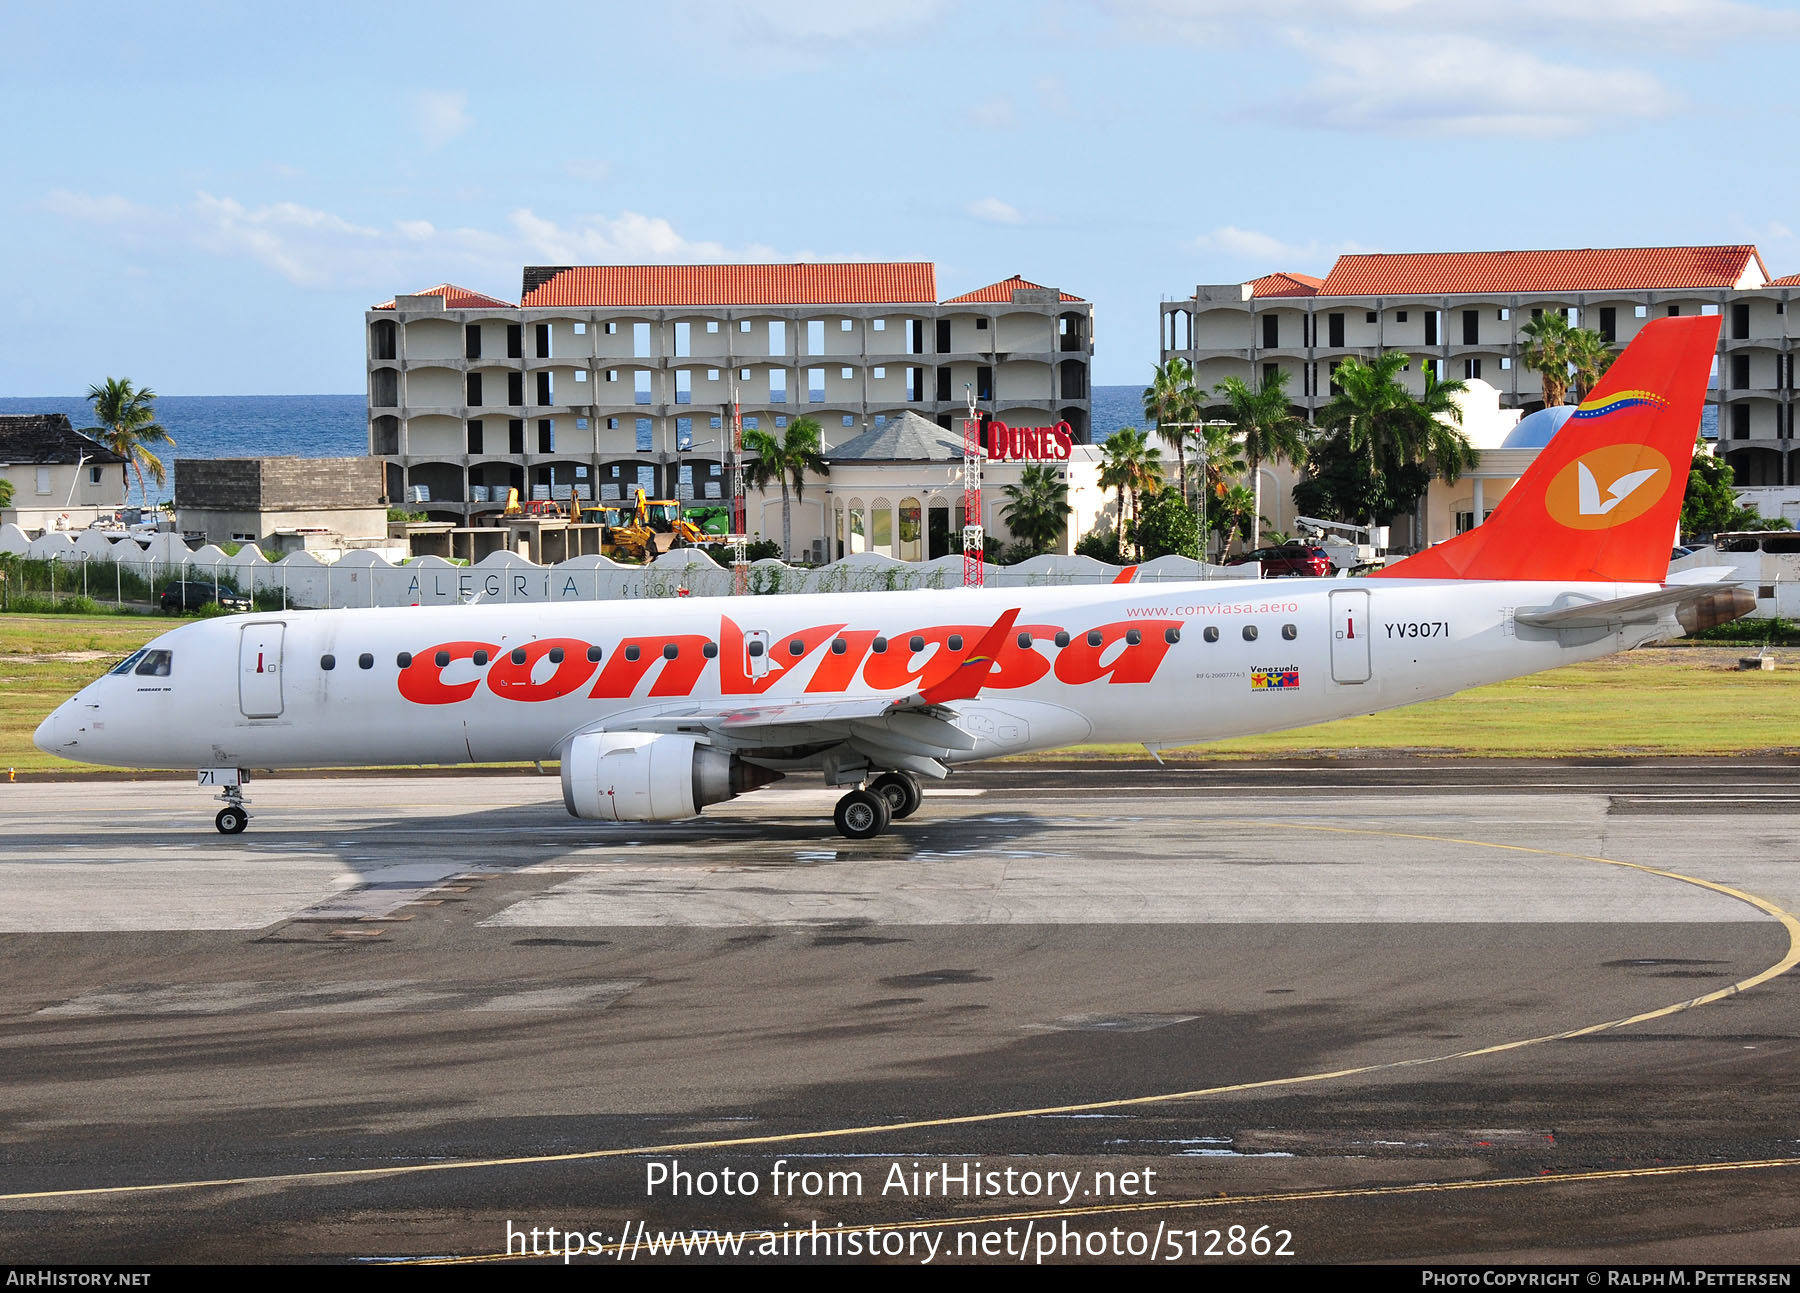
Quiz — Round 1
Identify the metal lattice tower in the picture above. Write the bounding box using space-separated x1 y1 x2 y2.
961 385 984 589
730 393 748 597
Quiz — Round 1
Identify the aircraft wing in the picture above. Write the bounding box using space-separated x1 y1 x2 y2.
568 607 1026 776
1515 576 1751 630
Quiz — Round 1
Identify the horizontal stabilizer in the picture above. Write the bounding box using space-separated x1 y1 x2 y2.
1516 581 1754 630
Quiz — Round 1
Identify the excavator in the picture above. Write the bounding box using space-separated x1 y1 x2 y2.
500 486 727 562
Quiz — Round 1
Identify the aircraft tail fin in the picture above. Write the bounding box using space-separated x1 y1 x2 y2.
1371 314 1720 584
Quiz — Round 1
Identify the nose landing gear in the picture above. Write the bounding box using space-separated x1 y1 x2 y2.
200 769 252 834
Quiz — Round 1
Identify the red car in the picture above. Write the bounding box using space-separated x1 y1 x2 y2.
1224 544 1333 577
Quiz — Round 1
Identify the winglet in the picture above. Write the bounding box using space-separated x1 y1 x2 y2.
918 607 1022 704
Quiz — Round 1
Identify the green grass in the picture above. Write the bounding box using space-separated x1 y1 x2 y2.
1038 647 1800 760
3 614 1796 774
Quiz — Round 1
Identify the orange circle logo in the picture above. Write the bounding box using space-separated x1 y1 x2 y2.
1544 446 1672 531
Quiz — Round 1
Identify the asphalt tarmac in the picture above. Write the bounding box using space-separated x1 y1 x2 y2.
1 759 1797 1265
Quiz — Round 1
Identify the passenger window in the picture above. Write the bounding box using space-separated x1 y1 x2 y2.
586 645 603 663
321 654 336 671
110 650 148 675
830 638 847 655
1203 627 1219 643
1055 631 1070 647
435 651 451 667
948 634 964 651
702 642 718 659
1164 627 1181 644
548 647 565 664
747 640 765 657
1125 629 1141 645
871 637 888 653
1016 632 1032 648
663 644 679 659
1243 625 1258 641
511 648 527 665
1282 624 1297 640
625 645 641 662
395 652 411 668
135 650 172 677
909 635 925 652
788 639 805 656
1086 630 1102 647
472 650 488 666
358 653 374 670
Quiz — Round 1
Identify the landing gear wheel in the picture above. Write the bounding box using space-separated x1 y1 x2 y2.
870 771 922 820
834 788 892 840
215 806 248 835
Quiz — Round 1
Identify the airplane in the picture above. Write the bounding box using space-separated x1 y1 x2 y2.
33 315 1753 839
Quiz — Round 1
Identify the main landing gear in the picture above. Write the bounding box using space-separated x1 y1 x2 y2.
833 771 921 839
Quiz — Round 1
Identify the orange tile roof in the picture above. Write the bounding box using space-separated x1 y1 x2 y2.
372 283 515 310
941 274 1084 304
520 263 937 308
1314 246 1767 297
1769 272 1800 286
1247 271 1324 299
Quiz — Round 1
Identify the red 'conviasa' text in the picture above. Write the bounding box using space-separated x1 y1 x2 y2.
396 615 1182 705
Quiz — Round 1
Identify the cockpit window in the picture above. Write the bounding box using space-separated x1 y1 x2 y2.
110 650 149 676
134 650 173 677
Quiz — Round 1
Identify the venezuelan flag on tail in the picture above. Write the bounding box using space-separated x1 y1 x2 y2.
1372 314 1721 584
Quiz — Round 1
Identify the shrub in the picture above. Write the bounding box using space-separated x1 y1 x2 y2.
1074 529 1122 563
1691 616 1800 646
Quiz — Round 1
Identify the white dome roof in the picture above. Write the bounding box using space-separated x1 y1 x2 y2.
1501 404 1576 449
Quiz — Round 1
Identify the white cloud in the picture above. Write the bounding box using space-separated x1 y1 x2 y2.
52 190 782 292
409 90 470 149
1116 0 1798 46
965 197 1024 226
43 189 154 225
1193 225 1365 267
506 209 779 264
1287 33 1667 136
562 158 611 184
726 0 943 40
1110 0 1798 136
970 96 1018 131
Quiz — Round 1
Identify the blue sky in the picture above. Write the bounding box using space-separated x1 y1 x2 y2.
4 0 1798 395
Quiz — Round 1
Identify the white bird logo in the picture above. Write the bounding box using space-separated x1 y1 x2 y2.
1576 462 1660 516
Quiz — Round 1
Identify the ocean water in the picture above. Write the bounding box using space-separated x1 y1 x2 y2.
0 394 366 509
0 385 1712 512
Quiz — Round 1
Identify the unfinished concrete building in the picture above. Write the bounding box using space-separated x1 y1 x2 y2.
368 266 1094 526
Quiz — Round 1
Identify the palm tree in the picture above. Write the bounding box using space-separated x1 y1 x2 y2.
84 378 174 507
1212 369 1307 548
1314 352 1479 522
1097 427 1164 558
1519 310 1575 409
742 414 828 561
1195 420 1247 500
1211 482 1259 551
1568 327 1615 402
0 477 12 509
999 463 1071 556
1143 358 1199 504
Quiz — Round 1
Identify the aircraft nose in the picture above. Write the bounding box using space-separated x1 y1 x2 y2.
33 706 65 755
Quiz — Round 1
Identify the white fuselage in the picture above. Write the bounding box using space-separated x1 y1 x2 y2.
36 577 1665 774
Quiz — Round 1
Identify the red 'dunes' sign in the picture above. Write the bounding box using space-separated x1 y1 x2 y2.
982 420 1073 462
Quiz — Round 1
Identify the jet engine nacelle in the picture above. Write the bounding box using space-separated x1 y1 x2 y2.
560 731 774 821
